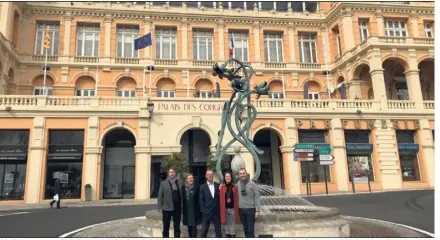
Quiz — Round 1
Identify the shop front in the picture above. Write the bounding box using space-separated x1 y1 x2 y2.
0 130 30 201
396 130 421 182
44 130 84 200
344 130 375 183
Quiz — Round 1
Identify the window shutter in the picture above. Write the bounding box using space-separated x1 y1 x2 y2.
303 81 309 99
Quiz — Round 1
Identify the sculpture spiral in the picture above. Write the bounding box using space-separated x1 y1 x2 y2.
212 58 270 182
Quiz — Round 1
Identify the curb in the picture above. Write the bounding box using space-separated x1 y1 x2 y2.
301 188 434 198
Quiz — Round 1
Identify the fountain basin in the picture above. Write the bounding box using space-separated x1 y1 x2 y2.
143 205 350 238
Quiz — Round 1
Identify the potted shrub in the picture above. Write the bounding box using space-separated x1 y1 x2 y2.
161 153 189 179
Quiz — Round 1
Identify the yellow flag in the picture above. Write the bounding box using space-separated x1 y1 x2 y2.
43 29 50 49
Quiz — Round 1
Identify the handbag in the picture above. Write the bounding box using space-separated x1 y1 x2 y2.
53 194 59 202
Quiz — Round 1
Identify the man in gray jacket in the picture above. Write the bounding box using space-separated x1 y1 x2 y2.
237 168 260 238
158 168 183 238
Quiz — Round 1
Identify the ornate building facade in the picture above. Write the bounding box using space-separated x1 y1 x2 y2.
0 1 435 204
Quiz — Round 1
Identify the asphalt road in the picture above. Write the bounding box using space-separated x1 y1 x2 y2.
0 189 434 237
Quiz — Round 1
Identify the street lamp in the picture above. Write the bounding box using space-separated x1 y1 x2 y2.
147 100 155 115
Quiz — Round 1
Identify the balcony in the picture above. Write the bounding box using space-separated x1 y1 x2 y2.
299 63 322 70
115 57 139 64
265 62 287 68
0 95 433 116
74 56 99 63
155 59 178 66
192 60 216 67
378 37 407 44
32 55 59 62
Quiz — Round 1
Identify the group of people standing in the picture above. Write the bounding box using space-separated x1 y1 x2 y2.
157 167 261 238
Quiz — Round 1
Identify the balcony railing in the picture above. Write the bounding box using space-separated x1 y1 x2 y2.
414 38 434 45
32 55 58 62
0 95 433 115
74 56 99 63
115 57 139 64
192 60 216 67
265 62 287 68
299 63 322 70
155 59 178 66
378 36 407 44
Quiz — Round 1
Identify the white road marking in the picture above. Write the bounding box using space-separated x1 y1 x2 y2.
0 212 30 217
59 216 145 238
343 215 435 238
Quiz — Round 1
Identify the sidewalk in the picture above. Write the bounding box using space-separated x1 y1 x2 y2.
0 199 158 212
300 187 434 198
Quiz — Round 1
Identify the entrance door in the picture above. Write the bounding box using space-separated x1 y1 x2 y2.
191 165 207 186
122 166 135 199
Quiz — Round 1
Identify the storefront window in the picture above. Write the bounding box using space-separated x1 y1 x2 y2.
44 130 84 199
396 130 421 182
299 130 331 183
0 130 29 201
345 130 375 182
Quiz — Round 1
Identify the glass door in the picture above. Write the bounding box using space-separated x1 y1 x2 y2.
122 166 135 199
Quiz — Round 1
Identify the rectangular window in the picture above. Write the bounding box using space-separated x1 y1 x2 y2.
230 31 249 61
193 30 213 60
199 91 213 98
157 90 175 98
117 26 139 58
75 89 95 97
269 92 284 99
35 22 60 55
385 20 407 37
308 92 320 99
396 130 420 181
332 27 342 57
424 22 433 38
264 32 283 62
395 81 409 100
155 28 177 59
76 24 100 57
299 33 317 63
33 87 53 96
298 130 331 183
359 20 369 41
344 130 374 182
117 89 136 97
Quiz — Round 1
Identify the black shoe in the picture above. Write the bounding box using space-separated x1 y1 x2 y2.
231 234 235 238
50 203 53 208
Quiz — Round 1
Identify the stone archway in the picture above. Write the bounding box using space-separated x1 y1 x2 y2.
156 78 176 98
418 58 434 100
180 128 211 185
101 128 137 199
352 63 372 99
253 128 285 189
383 59 409 100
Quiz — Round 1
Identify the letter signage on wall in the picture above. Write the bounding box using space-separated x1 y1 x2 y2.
0 145 28 160
398 143 419 153
346 143 373 153
47 145 84 160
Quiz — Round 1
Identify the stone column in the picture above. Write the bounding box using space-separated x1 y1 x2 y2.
405 49 424 109
218 20 225 61
320 24 330 64
283 117 301 194
410 13 419 38
0 2 13 39
288 23 296 63
63 13 72 56
348 80 362 99
26 117 46 204
331 118 349 192
181 18 188 60
367 48 388 108
253 21 261 62
375 11 385 37
83 117 100 201
104 15 112 58
341 8 355 51
136 98 152 199
144 17 152 59
418 119 434 187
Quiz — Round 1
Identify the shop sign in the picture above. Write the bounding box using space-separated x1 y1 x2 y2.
48 145 83 153
0 145 28 154
346 143 373 153
398 143 419 153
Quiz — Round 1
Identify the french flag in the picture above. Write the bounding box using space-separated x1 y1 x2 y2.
229 33 234 58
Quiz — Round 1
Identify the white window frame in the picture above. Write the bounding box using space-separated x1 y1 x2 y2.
385 20 407 37
269 92 284 99
359 20 369 41
33 87 53 96
333 28 342 57
75 89 96 97
116 26 139 58
231 32 249 61
264 33 284 62
158 90 175 98
76 24 100 57
156 28 177 59
299 33 318 63
199 91 213 98
117 89 136 97
193 30 214 61
34 23 60 55
308 92 320 100
424 23 433 38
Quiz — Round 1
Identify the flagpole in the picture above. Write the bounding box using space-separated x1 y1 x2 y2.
149 45 152 96
43 26 49 95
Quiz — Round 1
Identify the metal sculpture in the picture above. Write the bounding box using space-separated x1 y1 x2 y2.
212 58 270 182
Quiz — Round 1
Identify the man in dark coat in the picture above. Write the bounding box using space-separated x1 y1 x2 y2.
199 169 222 238
50 176 62 209
158 168 184 238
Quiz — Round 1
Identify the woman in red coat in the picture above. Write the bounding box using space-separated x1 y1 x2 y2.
219 171 240 238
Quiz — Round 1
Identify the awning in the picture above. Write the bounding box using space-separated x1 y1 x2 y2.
47 153 83 160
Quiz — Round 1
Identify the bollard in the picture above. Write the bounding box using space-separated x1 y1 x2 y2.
85 184 92 201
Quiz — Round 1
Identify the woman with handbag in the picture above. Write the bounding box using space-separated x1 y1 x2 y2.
219 171 240 238
182 174 202 237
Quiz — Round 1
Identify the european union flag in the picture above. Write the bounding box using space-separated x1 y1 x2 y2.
134 33 152 50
